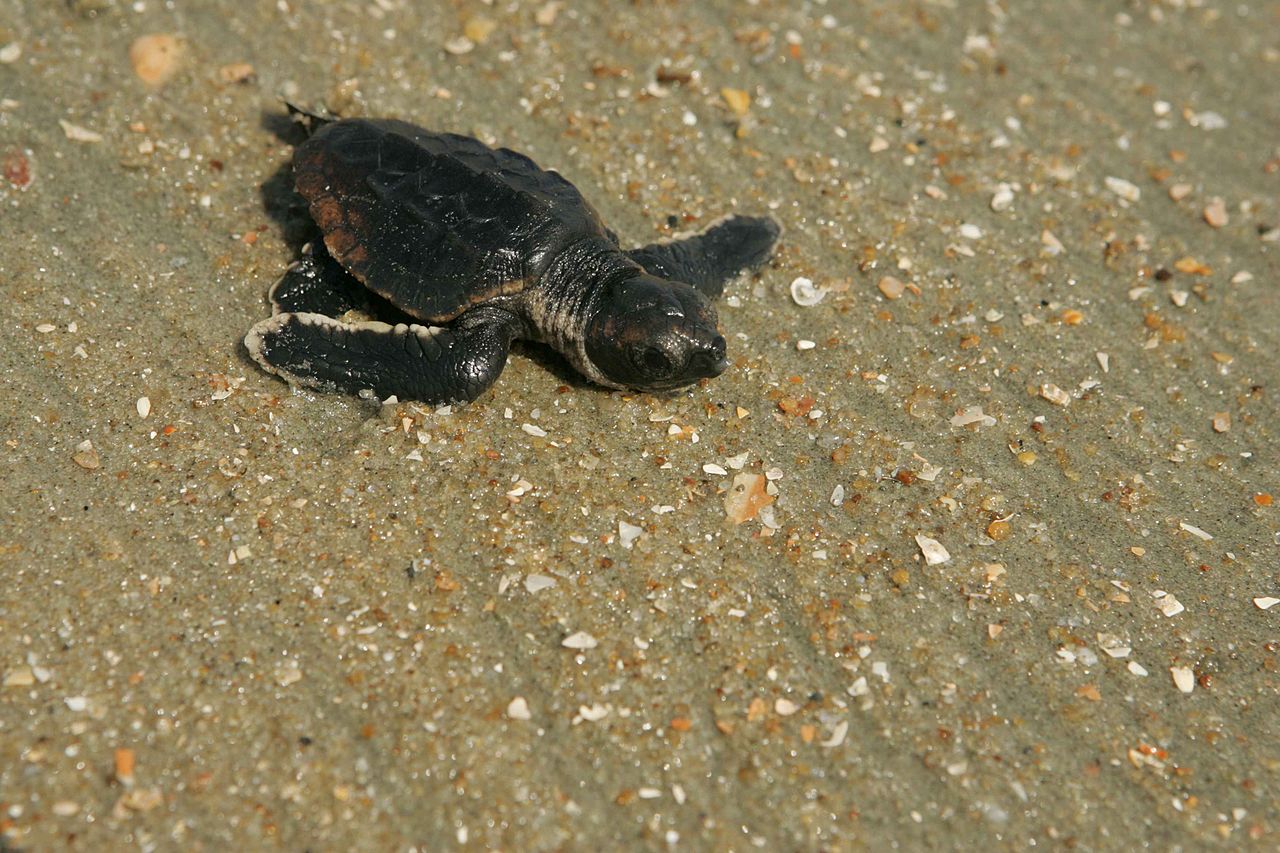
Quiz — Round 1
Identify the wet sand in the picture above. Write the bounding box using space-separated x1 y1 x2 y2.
1 0 1278 848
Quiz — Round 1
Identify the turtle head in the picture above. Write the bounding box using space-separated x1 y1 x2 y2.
586 275 728 392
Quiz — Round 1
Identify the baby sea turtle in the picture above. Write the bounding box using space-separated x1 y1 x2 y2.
244 108 780 404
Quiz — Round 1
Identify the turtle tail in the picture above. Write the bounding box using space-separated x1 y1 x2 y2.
284 101 335 136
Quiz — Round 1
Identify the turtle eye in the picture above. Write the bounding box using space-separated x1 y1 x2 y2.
639 346 673 375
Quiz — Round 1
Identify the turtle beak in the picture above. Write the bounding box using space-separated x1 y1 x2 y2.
693 335 729 378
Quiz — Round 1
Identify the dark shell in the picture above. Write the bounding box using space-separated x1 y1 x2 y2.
293 118 612 322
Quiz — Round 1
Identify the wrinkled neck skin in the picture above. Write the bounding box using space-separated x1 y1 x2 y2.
527 236 641 387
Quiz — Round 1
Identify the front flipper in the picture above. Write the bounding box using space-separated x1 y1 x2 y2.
244 306 521 404
269 241 370 316
627 215 780 299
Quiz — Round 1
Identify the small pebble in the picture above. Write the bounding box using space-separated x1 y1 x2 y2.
562 631 598 650
578 703 609 722
720 88 751 116
59 120 102 143
1174 256 1212 275
989 183 1015 212
774 698 800 716
136 396 151 419
275 664 302 687
914 534 951 565
1254 597 1279 611
444 36 475 55
534 2 563 26
618 520 643 548
3 666 35 687
463 16 497 44
129 34 184 86
789 276 825 307
958 223 983 240
1202 198 1228 228
114 748 136 785
1170 666 1195 694
1211 412 1230 433
950 406 996 428
877 276 905 300
1105 176 1141 203
1154 591 1185 617
1178 522 1213 541
0 42 21 64
1188 110 1226 130
217 62 255 84
821 720 849 748
1168 183 1192 201
506 696 532 720
117 788 163 812
72 439 101 470
1039 383 1071 406
3 149 33 190
724 473 772 524
795 339 815 351
524 574 556 593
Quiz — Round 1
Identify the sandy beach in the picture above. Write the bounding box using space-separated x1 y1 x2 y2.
1 0 1277 848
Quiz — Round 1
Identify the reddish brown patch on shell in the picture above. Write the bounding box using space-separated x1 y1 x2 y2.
295 168 327 198
342 243 369 267
310 195 343 232
325 225 356 256
293 148 330 197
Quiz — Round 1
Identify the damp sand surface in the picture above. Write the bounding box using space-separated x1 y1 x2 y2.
1 1 1278 848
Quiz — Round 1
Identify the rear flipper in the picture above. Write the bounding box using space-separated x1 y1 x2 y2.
269 241 369 316
244 306 522 404
627 215 781 299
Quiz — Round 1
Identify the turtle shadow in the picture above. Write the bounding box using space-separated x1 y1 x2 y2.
258 158 316 254
258 108 316 254
260 108 308 147
511 341 595 391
